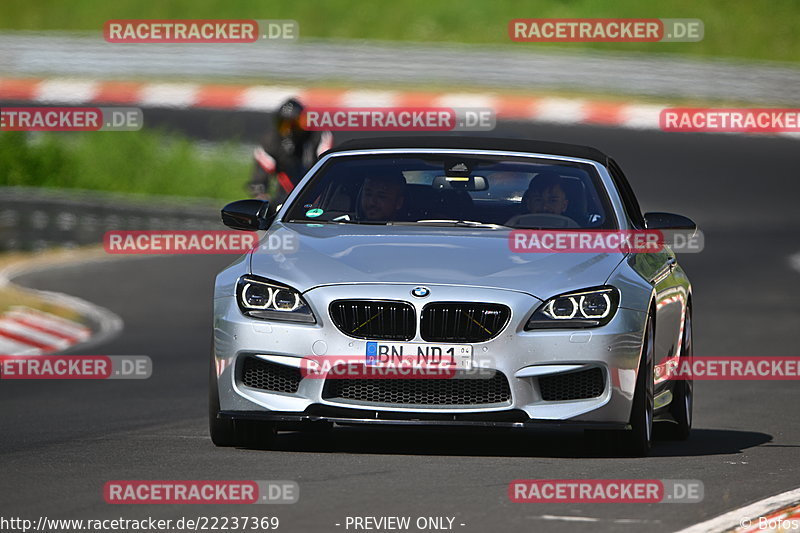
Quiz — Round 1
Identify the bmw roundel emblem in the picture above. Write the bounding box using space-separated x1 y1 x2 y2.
411 286 430 298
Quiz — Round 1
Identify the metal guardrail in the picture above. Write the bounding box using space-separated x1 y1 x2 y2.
1 31 800 104
0 186 223 251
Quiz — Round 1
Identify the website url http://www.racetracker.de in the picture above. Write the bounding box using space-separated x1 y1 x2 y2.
0 515 280 532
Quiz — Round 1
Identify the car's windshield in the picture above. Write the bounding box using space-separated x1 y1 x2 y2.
284 153 616 229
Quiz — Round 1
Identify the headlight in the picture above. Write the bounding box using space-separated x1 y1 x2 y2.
236 275 315 323
525 286 619 329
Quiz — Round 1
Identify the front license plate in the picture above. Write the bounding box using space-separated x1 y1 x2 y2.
365 342 473 370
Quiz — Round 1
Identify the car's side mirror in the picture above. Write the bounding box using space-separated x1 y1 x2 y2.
644 212 697 231
221 199 271 231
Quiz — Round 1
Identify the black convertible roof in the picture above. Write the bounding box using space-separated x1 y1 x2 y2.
324 136 609 165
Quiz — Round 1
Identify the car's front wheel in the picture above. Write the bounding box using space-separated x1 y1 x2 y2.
209 353 276 448
620 314 655 456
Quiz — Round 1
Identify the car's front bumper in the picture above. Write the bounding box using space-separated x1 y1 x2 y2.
216 407 630 430
213 283 648 427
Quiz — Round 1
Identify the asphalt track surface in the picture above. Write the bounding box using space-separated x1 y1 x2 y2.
2 118 799 533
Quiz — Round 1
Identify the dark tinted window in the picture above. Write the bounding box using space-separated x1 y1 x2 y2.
284 154 617 229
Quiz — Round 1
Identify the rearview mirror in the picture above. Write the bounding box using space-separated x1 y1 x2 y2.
221 199 271 231
431 175 488 191
644 212 697 231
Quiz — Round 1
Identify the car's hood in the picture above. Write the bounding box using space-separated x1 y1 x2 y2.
250 223 625 299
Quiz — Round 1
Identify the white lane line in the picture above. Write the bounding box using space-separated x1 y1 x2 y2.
674 487 800 533
789 252 800 273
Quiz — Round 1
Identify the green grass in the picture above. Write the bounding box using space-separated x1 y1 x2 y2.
0 130 251 201
2 0 799 63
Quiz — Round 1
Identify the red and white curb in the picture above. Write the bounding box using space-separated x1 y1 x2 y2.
0 306 90 355
2 76 797 139
674 487 800 533
0 254 123 356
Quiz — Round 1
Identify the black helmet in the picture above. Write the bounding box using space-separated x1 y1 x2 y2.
275 98 306 141
276 98 304 123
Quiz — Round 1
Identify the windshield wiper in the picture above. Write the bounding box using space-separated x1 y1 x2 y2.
287 219 335 224
287 218 393 225
334 219 394 225
396 219 509 229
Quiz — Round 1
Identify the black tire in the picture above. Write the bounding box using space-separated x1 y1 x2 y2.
209 352 276 448
663 305 693 440
620 314 655 456
584 314 655 457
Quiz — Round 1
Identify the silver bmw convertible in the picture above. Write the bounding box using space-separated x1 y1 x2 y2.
210 137 695 456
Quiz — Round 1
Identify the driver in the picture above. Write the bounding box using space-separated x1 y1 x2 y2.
525 172 569 216
359 173 406 221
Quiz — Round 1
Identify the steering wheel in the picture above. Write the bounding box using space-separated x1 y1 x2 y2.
505 213 580 229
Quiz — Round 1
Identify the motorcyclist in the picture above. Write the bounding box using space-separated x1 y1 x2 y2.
248 97 333 206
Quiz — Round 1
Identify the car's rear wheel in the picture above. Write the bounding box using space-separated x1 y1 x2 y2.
209 352 276 448
619 314 655 456
663 304 693 440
